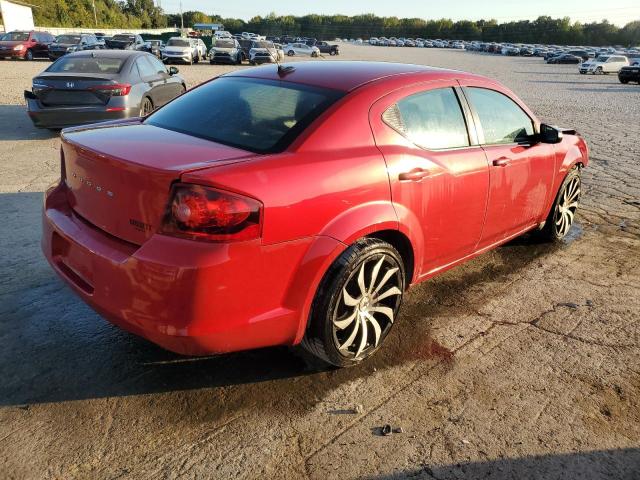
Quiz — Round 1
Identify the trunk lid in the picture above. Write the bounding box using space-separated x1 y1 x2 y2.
33 74 120 106
62 122 254 245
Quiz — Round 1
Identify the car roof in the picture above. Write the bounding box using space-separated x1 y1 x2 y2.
224 61 483 92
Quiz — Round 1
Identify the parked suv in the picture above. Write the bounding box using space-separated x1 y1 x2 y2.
48 34 102 61
0 30 55 60
585 55 629 74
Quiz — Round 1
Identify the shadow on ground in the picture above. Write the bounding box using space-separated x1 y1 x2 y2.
0 191 564 410
0 105 58 141
365 448 640 480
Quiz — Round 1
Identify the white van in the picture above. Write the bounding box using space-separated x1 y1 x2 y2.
213 30 232 40
585 55 629 74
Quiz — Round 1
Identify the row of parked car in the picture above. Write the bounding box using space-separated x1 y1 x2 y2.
0 29 342 67
351 36 640 85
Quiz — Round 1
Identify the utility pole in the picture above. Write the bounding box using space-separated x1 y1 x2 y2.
92 0 97 27
180 1 184 30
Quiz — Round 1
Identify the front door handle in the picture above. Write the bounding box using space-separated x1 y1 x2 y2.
492 157 512 167
399 168 430 181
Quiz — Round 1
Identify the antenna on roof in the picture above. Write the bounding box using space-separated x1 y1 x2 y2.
267 42 294 77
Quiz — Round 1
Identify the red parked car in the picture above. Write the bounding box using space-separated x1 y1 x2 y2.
42 62 588 366
0 30 55 60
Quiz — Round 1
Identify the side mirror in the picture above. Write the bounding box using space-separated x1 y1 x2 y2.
539 123 563 144
168 66 179 75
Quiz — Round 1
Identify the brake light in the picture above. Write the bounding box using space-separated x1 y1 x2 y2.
160 184 262 242
88 83 131 96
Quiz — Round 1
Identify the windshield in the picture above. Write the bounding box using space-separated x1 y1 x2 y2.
146 77 344 153
214 40 235 48
112 35 135 41
46 57 124 74
167 38 190 47
56 35 81 44
252 41 273 49
3 32 29 41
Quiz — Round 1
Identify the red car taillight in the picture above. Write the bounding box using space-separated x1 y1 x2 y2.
88 83 131 96
160 184 262 242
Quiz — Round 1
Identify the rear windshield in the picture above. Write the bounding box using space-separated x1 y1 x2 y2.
145 77 344 153
214 40 235 48
4 32 29 41
112 35 135 41
47 57 124 74
56 35 81 44
167 38 190 47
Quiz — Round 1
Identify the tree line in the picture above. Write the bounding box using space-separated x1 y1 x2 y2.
1 1 638 47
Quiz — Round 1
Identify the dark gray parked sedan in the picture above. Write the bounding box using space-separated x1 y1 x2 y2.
24 50 186 129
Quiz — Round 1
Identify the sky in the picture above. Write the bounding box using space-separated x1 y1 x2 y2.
157 0 640 27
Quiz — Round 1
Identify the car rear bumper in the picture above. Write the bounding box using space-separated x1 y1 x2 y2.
24 91 135 128
48 51 67 60
42 182 326 355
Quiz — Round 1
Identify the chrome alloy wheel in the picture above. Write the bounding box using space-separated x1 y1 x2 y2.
554 175 580 237
332 254 403 359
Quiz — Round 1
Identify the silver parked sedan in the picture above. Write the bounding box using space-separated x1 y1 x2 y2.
24 50 186 129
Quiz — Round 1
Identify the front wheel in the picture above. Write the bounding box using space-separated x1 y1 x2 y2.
287 50 295 56
25 49 33 61
538 167 581 241
301 238 405 367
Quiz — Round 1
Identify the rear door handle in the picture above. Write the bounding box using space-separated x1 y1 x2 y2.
399 168 430 181
492 157 512 167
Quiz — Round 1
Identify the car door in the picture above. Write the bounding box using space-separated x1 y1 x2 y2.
147 55 181 101
460 84 557 247
136 56 167 106
370 82 490 276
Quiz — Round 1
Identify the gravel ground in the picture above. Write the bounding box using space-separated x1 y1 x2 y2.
1 44 639 479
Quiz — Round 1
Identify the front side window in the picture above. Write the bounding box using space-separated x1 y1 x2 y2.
145 77 344 153
136 57 157 78
466 88 534 144
383 87 470 150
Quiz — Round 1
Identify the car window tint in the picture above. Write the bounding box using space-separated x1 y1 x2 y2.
47 57 124 74
145 77 344 153
137 57 157 77
466 87 534 144
384 87 470 149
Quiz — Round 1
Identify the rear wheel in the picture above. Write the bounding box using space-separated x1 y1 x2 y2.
139 97 154 116
301 238 405 367
538 167 581 241
25 49 33 61
287 50 295 56
620 79 629 84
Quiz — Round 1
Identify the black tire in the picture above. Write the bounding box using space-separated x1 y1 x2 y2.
537 166 581 242
193 54 199 64
311 51 318 57
595 67 603 75
301 238 405 367
620 79 629 84
287 50 295 56
139 97 153 117
25 49 33 61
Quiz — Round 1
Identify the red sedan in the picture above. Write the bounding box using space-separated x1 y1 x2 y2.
42 62 588 366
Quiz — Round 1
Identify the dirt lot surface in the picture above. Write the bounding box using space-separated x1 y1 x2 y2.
1 44 639 479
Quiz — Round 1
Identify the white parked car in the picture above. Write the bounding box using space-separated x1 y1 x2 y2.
284 43 320 57
213 30 232 40
189 38 207 62
162 37 196 64
209 38 242 64
585 55 629 74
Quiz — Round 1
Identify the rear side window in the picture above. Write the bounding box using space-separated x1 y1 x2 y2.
145 77 344 153
466 88 534 144
136 57 157 78
383 87 470 149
